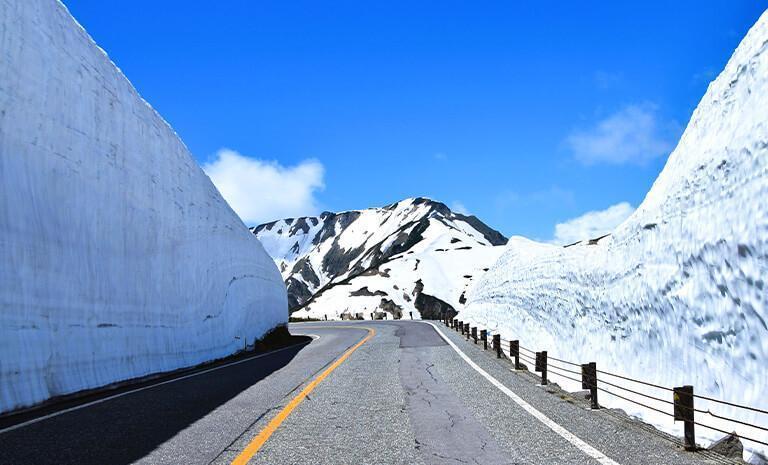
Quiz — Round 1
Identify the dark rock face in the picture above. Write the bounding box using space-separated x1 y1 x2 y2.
452 212 507 246
412 279 424 296
322 239 365 278
291 257 320 288
252 197 507 313
707 433 743 460
289 217 311 235
350 287 388 297
410 278 456 319
290 241 300 255
285 277 312 310
414 292 457 320
250 221 275 234
379 298 403 319
315 211 361 245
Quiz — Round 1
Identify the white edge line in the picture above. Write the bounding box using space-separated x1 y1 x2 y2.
0 339 313 435
425 321 620 465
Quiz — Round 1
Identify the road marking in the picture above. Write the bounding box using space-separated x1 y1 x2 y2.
425 322 621 465
230 326 375 465
0 340 311 435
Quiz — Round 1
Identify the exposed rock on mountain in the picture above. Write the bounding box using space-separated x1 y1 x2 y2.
253 198 506 319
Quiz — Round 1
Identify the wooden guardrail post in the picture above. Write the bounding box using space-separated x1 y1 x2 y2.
481 330 487 350
471 327 477 344
459 321 464 334
535 351 548 385
493 334 501 358
674 385 696 451
581 362 599 409
464 323 470 340
510 341 521 369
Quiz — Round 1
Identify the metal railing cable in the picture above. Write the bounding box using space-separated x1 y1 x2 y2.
546 365 583 385
691 394 768 416
596 376 673 406
597 387 768 449
699 410 768 433
518 352 536 363
595 368 673 392
518 351 535 360
597 385 674 418
447 320 768 444
546 361 582 376
692 420 768 447
533 353 768 436
548 355 581 367
519 345 536 355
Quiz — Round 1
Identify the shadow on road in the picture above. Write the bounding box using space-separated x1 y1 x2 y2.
0 338 310 465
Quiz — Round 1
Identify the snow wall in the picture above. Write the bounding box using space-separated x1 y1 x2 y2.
0 0 288 414
462 10 768 462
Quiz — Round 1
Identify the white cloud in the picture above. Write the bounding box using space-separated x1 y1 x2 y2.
450 201 470 215
565 103 678 165
202 149 324 225
552 202 635 245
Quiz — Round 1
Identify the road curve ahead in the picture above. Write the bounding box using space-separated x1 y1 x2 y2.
0 321 738 465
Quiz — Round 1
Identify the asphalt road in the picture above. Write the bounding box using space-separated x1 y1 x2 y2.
0 321 741 465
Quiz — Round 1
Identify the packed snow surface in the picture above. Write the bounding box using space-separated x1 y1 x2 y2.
462 10 768 462
0 0 287 413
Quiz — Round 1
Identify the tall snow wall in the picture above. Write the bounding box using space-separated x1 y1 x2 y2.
0 0 288 414
462 10 768 462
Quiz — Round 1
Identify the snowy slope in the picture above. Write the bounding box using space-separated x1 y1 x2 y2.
461 10 768 462
0 0 287 414
253 198 506 319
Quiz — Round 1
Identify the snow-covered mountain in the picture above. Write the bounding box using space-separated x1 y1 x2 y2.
0 0 287 414
253 198 507 319
461 10 768 462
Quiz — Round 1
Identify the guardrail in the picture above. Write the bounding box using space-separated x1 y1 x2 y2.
442 316 768 452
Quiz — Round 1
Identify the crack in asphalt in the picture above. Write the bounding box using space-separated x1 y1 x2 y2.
399 346 512 465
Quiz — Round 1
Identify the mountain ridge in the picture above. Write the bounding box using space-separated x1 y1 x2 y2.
252 197 507 318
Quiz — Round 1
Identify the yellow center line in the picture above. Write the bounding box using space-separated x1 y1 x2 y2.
230 326 375 465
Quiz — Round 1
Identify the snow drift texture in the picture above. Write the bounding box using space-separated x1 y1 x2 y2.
0 0 287 414
462 10 768 461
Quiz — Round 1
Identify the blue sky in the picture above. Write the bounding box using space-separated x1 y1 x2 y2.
64 1 766 240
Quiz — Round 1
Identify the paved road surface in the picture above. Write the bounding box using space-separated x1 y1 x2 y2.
0 321 740 465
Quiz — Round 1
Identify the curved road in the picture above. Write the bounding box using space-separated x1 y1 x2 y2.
0 322 738 465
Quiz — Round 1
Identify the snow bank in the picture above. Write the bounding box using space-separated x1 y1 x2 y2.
0 0 287 414
462 10 768 462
